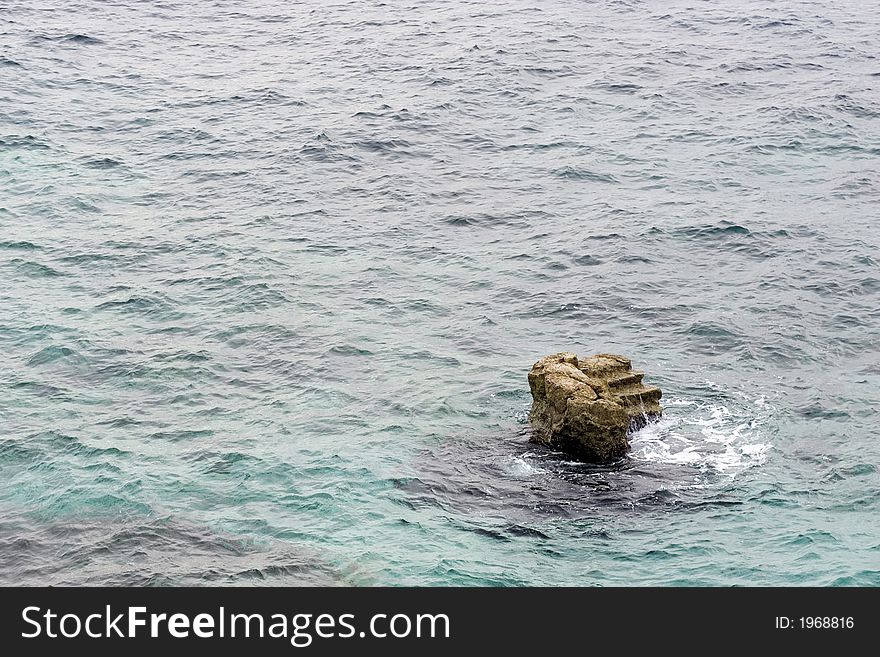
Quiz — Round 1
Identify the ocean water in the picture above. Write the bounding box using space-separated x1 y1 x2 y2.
1 0 879 586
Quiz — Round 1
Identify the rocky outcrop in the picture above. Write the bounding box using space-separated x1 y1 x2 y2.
527 352 662 462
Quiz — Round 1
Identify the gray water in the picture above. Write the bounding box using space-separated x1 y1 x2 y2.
1 0 879 586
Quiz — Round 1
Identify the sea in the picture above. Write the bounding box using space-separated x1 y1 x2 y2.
1 0 878 585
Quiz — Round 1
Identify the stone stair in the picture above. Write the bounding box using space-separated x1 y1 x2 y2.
528 352 663 462
576 356 662 429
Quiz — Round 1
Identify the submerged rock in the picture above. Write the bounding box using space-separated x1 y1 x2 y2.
527 352 662 462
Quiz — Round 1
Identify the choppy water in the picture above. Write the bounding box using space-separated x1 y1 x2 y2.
2 0 879 586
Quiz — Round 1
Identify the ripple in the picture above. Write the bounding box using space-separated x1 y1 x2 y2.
12 259 63 278
554 166 619 183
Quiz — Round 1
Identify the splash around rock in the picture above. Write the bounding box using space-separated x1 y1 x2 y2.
527 352 662 463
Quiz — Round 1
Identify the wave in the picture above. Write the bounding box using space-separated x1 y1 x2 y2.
629 396 772 476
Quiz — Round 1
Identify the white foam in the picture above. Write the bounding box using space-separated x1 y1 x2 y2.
629 397 771 477
504 456 545 478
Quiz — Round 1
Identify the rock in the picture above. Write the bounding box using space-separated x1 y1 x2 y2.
527 352 662 462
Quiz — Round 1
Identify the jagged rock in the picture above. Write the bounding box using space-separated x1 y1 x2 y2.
527 352 662 462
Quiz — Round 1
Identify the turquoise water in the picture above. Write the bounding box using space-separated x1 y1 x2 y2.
1 0 879 585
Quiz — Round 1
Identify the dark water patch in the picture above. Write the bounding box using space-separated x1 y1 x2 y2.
70 197 102 213
672 221 751 239
572 254 603 266
58 252 133 266
500 139 580 152
155 127 220 143
0 134 50 150
10 259 63 278
444 215 479 227
356 138 413 153
167 274 245 289
63 34 104 45
554 166 618 183
752 486 801 509
0 439 47 465
395 431 718 524
200 451 263 476
0 241 40 250
519 65 572 77
796 403 850 420
353 110 387 119
306 243 349 256
38 432 128 459
443 211 535 228
0 432 127 464
830 313 868 328
148 429 214 443
80 156 124 169
506 523 550 539
400 299 449 316
225 283 290 311
0 513 339 586
828 571 880 586
151 349 212 364
26 32 104 47
94 295 183 319
8 378 74 400
300 133 359 163
678 497 745 510
837 463 876 477
460 524 511 542
94 416 150 429
26 345 80 366
781 530 841 548
327 344 374 357
209 324 301 349
833 94 880 119
591 81 643 94
824 491 880 512
584 232 624 241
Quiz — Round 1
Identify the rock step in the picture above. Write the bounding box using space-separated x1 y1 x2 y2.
607 370 644 389
577 360 631 377
615 385 662 406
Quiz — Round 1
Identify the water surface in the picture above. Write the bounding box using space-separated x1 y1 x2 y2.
1 0 879 585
